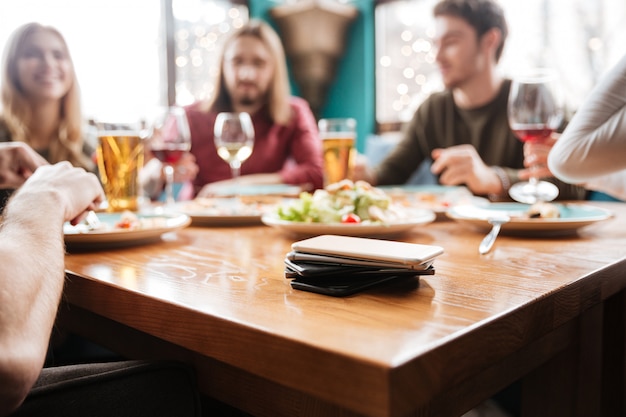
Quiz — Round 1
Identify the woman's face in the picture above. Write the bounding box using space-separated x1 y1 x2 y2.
16 30 74 102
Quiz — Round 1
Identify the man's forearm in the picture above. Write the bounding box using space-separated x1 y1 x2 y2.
0 198 66 414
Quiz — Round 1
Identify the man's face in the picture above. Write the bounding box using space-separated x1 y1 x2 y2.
433 15 488 89
222 35 275 109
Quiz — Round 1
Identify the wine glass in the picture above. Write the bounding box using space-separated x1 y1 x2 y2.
147 106 192 206
508 69 563 204
214 112 255 181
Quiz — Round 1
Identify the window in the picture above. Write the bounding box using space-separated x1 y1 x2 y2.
375 0 626 129
172 0 249 105
0 0 161 120
0 0 247 120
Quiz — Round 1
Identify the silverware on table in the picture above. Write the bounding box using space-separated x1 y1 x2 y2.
84 210 102 230
479 215 510 255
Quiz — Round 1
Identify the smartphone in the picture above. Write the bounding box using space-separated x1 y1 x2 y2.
285 258 435 278
290 275 419 297
291 235 444 268
284 258 373 277
285 251 435 270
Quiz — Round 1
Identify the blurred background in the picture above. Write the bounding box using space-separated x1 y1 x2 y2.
1 0 625 152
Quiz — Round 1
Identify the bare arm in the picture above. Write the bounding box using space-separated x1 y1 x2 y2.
548 54 626 183
0 162 104 416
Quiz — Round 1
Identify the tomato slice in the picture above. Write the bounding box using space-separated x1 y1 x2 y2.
115 219 134 229
341 213 361 223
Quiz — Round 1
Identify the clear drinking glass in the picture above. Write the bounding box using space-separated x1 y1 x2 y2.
95 120 145 212
147 106 192 206
214 112 255 180
508 69 562 204
318 118 357 187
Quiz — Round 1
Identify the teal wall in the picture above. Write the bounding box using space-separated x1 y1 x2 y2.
250 0 375 153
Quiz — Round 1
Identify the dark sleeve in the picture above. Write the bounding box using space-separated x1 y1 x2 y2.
374 105 429 186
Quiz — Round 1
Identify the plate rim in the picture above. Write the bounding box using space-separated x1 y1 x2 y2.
64 212 191 245
446 202 613 233
169 199 277 226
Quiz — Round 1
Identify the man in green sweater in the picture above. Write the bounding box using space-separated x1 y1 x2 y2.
356 0 586 201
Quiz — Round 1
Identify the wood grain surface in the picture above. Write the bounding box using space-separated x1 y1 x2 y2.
60 202 626 417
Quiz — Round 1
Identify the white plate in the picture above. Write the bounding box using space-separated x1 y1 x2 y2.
64 212 191 249
447 203 613 236
378 185 488 218
169 198 281 226
261 209 436 237
207 184 302 197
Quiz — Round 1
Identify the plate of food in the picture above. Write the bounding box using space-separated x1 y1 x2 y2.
170 196 283 226
261 180 436 237
446 202 614 236
63 211 191 249
203 184 302 197
378 185 488 219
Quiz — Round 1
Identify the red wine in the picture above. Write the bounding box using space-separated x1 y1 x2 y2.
511 125 553 143
151 146 188 164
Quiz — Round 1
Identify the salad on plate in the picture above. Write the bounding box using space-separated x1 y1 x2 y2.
276 180 414 225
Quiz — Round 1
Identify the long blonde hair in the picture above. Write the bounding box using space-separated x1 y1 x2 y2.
0 22 92 169
200 19 292 125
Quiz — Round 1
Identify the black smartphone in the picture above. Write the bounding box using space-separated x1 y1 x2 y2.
290 275 419 297
284 258 375 277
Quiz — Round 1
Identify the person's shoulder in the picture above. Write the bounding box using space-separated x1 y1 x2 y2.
286 96 316 125
288 96 313 112
409 90 451 121
184 102 216 123
423 89 452 106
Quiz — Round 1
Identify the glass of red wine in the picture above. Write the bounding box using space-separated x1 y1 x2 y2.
508 69 563 204
147 106 191 206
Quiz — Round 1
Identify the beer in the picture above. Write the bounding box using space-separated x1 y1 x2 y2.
318 118 356 186
97 134 144 212
322 135 355 185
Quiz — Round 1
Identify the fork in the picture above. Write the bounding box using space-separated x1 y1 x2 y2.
84 210 102 231
479 215 510 255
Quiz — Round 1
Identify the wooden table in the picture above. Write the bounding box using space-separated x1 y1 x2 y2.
59 202 626 417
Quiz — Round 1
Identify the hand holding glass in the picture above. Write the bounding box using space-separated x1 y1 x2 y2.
508 69 562 204
214 112 255 180
147 106 191 205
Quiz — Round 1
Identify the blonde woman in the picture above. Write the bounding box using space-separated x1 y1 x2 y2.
0 23 95 207
0 22 95 168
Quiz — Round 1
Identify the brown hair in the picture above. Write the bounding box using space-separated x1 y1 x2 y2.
0 22 91 169
434 0 508 62
199 19 292 125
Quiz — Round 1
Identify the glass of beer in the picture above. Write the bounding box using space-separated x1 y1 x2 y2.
96 120 145 212
318 118 357 186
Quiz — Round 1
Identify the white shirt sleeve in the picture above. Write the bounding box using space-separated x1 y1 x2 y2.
548 54 626 200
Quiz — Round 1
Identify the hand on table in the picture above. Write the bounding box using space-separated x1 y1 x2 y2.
351 153 377 185
0 142 48 188
431 144 502 195
171 152 199 183
518 134 559 181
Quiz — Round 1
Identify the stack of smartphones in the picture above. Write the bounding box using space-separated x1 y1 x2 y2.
285 235 444 296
